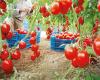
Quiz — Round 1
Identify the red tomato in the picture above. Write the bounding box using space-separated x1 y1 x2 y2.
93 37 100 56
29 37 36 44
83 38 92 46
31 31 36 37
0 50 9 60
11 50 21 60
1 33 6 40
59 1 69 14
51 2 60 15
78 16 84 25
6 31 13 39
42 11 50 17
19 41 26 49
79 5 84 11
72 58 79 68
1 23 10 34
31 54 37 61
92 25 98 34
2 43 8 49
39 6 47 13
83 42 87 49
97 3 100 12
65 35 71 39
76 50 90 68
66 0 72 7
47 35 51 40
34 50 40 58
59 0 72 14
22 31 27 34
0 1 7 9
31 44 39 52
2 8 7 12
1 59 13 74
78 0 84 5
18 29 27 34
47 27 53 33
64 47 78 60
75 6 81 14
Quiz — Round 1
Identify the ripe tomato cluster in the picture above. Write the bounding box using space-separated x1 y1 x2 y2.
0 30 41 75
51 0 72 15
39 6 50 17
0 44 21 75
30 31 40 61
64 46 90 68
46 27 53 40
64 35 100 68
1 23 13 40
39 0 72 17
16 29 28 34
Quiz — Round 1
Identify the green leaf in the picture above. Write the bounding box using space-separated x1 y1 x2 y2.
91 74 100 80
86 46 96 56
85 74 93 80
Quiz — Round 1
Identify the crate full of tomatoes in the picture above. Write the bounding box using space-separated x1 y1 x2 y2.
50 32 79 51
1 25 41 48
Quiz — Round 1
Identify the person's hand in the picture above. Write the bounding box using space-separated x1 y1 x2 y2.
20 8 29 12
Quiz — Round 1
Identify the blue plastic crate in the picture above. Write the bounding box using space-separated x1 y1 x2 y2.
23 36 31 48
50 36 76 52
36 31 41 43
7 31 41 48
19 34 26 40
51 47 65 52
6 32 19 48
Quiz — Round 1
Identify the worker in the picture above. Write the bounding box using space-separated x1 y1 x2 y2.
12 0 38 30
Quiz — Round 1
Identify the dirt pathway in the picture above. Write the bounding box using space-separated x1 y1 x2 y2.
12 40 72 80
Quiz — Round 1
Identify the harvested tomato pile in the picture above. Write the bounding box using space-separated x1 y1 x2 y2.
55 32 79 40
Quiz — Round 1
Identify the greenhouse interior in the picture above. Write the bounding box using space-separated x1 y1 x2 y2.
0 0 100 80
